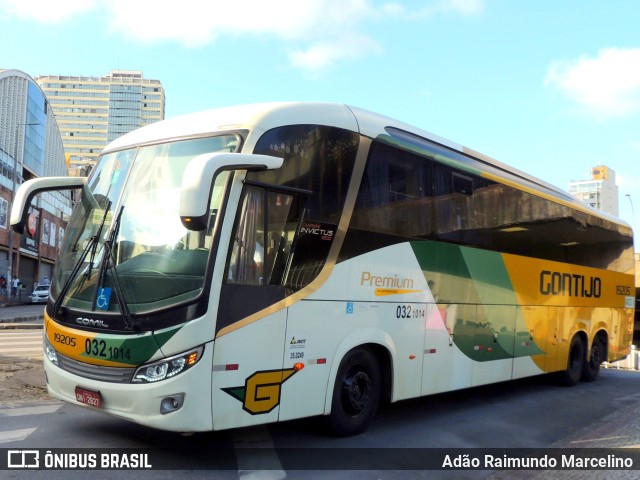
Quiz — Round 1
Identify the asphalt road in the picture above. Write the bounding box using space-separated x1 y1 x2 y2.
2 368 640 479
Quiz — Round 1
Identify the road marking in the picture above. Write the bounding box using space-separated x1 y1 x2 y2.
233 425 286 480
0 427 37 444
0 347 43 352
1 333 42 336
0 404 62 417
0 330 43 359
0 334 43 338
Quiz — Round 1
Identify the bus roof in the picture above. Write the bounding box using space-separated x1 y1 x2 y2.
102 102 630 230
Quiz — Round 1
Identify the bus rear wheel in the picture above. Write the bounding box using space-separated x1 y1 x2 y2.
327 347 381 437
581 336 605 382
562 335 585 386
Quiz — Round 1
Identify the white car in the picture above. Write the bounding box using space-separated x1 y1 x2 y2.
30 284 50 303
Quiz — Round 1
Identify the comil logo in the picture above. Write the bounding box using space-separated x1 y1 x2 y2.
76 317 110 329
8 450 39 469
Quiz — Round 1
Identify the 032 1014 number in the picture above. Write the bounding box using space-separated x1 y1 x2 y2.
396 305 426 319
85 338 131 360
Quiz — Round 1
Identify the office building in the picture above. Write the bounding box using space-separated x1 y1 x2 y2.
36 70 165 171
568 165 619 216
0 69 72 294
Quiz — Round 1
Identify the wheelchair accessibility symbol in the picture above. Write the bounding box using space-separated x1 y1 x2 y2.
96 287 112 310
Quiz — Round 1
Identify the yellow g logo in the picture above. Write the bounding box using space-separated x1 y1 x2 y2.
223 369 297 415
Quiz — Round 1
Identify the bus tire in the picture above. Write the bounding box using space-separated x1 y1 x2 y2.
561 335 585 386
327 347 381 437
581 336 605 382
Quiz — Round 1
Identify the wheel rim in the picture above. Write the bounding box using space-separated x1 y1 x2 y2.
341 368 372 415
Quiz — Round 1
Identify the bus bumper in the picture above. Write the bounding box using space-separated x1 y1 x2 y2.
43 344 214 433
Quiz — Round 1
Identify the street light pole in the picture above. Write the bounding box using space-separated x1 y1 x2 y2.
6 122 39 301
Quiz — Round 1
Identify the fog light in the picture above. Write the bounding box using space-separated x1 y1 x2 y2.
160 394 185 414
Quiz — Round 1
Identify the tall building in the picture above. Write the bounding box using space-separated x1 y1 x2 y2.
36 70 165 172
568 165 619 216
0 69 73 293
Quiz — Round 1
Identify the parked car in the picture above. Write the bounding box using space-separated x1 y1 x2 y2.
29 284 50 304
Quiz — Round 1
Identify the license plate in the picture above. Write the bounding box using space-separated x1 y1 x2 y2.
75 386 103 409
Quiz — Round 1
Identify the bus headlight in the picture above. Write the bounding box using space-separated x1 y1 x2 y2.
43 336 59 366
132 346 204 383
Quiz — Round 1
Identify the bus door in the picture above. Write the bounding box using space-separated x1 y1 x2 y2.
212 184 308 429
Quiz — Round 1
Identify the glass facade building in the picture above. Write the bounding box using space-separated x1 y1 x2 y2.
0 69 73 296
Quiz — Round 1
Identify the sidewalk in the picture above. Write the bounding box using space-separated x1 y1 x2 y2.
0 304 45 329
488 389 640 479
0 305 48 405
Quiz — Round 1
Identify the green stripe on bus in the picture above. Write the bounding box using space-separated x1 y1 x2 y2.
410 240 544 360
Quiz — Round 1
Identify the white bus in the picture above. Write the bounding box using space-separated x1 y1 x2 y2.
12 103 635 436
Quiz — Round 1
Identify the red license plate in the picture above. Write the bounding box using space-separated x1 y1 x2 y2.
75 386 103 408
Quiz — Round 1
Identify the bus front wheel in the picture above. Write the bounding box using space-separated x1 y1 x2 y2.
327 347 381 437
562 335 585 386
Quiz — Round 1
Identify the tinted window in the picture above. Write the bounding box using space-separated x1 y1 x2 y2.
353 141 433 238
250 125 359 287
250 125 359 225
345 137 633 272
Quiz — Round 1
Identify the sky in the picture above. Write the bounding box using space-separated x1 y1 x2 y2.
2 0 640 247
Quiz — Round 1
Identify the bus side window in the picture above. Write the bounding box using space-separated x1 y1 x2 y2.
352 141 433 239
225 187 305 287
265 192 304 286
226 187 264 285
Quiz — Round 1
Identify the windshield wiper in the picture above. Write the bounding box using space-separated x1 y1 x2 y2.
93 206 137 330
86 202 112 280
52 203 112 319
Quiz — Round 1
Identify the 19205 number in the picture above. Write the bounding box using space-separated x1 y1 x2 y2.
616 285 631 295
53 332 76 347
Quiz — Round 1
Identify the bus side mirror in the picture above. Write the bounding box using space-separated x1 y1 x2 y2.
10 177 87 234
180 152 283 230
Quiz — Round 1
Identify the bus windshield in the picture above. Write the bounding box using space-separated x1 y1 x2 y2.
52 135 238 317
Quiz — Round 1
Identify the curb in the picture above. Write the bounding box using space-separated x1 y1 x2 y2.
0 316 44 329
0 323 43 329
